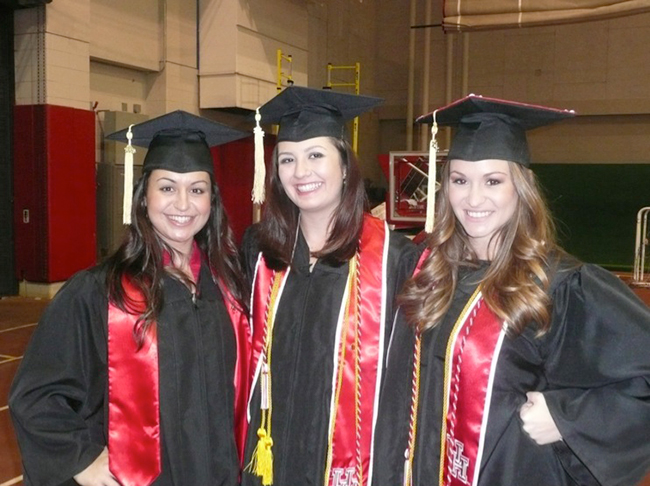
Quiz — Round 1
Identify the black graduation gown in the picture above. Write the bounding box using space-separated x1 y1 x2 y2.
9 260 240 486
373 258 650 486
240 224 419 486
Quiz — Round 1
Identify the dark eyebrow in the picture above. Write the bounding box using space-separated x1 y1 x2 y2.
304 145 326 151
153 176 209 185
278 144 327 156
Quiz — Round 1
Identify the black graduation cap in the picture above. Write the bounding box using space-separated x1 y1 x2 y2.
258 85 384 142
416 94 575 167
106 110 249 176
105 110 248 225
250 86 384 204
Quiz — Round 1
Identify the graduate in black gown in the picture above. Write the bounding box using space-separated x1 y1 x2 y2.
372 95 650 486
9 111 252 486
240 86 419 486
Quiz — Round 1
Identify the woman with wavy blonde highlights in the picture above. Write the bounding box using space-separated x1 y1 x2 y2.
402 159 558 336
373 95 650 486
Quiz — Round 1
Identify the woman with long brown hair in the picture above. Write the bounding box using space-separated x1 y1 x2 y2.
241 86 419 486
373 95 650 486
10 111 251 486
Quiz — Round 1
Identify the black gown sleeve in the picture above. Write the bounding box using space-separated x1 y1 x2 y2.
386 232 421 296
383 232 421 356
240 223 262 284
9 269 108 486
373 310 418 486
541 264 650 486
372 236 422 486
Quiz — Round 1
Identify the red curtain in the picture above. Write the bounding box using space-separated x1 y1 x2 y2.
443 0 650 31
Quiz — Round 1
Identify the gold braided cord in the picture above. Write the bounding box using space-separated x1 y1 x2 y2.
262 272 284 436
404 331 422 486
323 254 359 485
438 287 482 486
353 250 363 486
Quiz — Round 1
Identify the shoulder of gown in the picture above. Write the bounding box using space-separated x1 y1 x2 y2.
240 223 263 282
9 266 109 486
540 255 650 486
385 230 421 289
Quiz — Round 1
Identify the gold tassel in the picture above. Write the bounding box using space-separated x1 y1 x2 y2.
424 112 438 233
245 427 274 485
123 124 136 225
252 108 266 204
245 275 282 485
244 364 274 484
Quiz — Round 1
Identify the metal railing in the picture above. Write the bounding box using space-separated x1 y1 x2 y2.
632 206 650 286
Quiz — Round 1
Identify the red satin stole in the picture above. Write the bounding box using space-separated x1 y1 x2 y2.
223 283 252 465
249 215 388 486
439 289 505 486
108 276 160 486
108 242 251 486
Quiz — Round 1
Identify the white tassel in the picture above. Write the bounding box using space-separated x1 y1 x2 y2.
252 108 266 204
424 112 438 234
123 124 136 225
403 448 411 486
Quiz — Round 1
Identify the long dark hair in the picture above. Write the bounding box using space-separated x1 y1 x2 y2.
257 137 368 269
105 170 248 345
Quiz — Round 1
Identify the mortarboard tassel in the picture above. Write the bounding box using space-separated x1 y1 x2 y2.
123 124 136 225
424 112 438 233
252 108 266 204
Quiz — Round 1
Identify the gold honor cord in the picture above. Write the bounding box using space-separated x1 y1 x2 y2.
246 271 284 485
353 252 363 486
403 332 422 486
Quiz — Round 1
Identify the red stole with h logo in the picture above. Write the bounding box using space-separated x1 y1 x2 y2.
402 252 504 486
439 289 504 486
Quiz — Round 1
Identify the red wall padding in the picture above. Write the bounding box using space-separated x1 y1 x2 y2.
14 104 96 282
212 134 275 244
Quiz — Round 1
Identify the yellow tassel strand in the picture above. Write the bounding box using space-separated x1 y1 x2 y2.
248 427 274 486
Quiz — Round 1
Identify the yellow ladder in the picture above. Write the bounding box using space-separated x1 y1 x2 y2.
326 62 361 152
277 49 294 91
